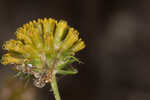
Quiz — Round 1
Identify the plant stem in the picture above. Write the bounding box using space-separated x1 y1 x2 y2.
51 74 61 100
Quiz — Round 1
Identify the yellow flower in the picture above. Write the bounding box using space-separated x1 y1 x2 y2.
1 18 85 88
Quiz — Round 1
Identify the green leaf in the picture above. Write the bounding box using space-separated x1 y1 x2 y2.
56 66 78 75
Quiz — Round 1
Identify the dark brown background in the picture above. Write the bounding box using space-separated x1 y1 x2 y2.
0 0 150 100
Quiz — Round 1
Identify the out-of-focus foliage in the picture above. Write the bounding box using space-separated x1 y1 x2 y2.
0 79 36 100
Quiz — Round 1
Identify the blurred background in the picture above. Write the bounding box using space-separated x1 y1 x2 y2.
0 0 150 100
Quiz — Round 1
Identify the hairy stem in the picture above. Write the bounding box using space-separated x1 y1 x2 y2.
51 74 61 100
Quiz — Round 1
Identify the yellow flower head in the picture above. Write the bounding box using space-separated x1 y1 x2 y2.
1 18 85 88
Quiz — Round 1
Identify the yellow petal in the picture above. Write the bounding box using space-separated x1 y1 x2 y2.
71 39 85 53
61 28 79 50
1 53 24 65
54 20 68 43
